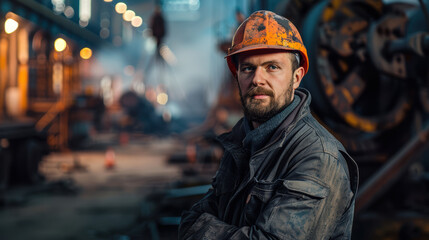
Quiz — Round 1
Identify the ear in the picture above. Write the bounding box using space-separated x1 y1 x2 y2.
292 66 305 90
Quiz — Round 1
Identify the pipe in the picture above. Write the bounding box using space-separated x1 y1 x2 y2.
356 123 429 213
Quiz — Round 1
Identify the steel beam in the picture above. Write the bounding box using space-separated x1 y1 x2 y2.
356 123 429 212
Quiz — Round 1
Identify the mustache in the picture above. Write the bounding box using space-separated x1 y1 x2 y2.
244 87 274 98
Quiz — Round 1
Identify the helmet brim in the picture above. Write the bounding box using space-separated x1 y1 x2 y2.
225 44 309 78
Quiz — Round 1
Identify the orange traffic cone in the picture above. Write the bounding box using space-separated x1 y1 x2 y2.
105 147 116 169
186 144 197 164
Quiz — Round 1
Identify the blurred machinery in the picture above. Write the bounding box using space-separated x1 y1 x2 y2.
119 90 165 134
0 119 48 190
0 1 102 190
68 93 105 149
298 0 427 163
288 0 429 238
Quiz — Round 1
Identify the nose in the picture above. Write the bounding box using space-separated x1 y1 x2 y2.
252 66 266 86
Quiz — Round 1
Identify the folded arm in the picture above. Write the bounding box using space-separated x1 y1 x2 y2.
179 153 354 240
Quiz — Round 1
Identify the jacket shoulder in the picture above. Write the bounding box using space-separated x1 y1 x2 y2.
288 114 359 183
292 114 346 159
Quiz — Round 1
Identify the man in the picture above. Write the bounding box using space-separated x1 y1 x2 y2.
179 10 358 239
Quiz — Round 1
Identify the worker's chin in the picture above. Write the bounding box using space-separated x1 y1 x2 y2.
244 102 275 123
245 98 268 110
243 96 290 123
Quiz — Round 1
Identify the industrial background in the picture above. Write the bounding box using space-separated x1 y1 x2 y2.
0 0 428 239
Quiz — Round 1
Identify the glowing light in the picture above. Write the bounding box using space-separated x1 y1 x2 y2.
143 31 156 52
164 0 200 11
115 2 127 14
131 16 143 27
104 0 112 2
160 45 177 66
64 6 75 18
52 0 65 13
79 0 91 22
79 20 89 27
133 82 145 94
18 29 29 63
80 47 92 59
101 76 114 106
100 28 110 39
54 38 67 52
162 110 172 122
5 18 19 34
145 88 157 103
157 93 168 105
53 63 63 94
123 10 135 21
190 0 200 10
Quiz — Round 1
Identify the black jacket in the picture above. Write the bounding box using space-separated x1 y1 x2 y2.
179 88 359 239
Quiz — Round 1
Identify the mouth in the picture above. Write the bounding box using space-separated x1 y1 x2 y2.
251 94 270 100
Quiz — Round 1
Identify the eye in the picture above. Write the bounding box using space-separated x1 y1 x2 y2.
240 66 254 73
268 64 279 70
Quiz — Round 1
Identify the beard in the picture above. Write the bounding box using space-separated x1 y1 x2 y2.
239 80 294 124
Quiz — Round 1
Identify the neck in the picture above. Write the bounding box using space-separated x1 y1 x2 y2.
251 121 261 129
251 95 294 129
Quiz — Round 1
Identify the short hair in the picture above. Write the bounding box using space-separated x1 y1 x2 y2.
290 52 300 73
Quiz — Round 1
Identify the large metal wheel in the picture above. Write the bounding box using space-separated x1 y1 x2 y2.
298 0 416 162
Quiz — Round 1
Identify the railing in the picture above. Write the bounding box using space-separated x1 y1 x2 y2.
34 99 71 150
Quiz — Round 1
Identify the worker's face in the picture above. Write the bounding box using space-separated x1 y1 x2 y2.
237 50 304 124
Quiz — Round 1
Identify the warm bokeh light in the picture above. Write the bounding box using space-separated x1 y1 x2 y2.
160 45 178 65
162 110 172 122
100 28 110 39
104 0 112 2
115 2 127 14
157 93 168 105
5 18 19 34
80 47 92 59
131 16 143 27
79 20 89 27
123 10 135 21
52 63 63 94
54 38 67 52
145 88 157 103
64 6 75 18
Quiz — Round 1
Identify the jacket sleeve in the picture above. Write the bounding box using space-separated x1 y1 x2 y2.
178 187 220 239
178 151 236 239
179 152 355 240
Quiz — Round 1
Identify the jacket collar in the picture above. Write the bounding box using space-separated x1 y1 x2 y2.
242 94 301 155
217 88 312 159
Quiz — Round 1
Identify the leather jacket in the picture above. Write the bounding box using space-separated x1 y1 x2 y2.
179 88 359 239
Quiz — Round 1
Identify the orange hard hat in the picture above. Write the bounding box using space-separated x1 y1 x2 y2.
226 10 309 78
